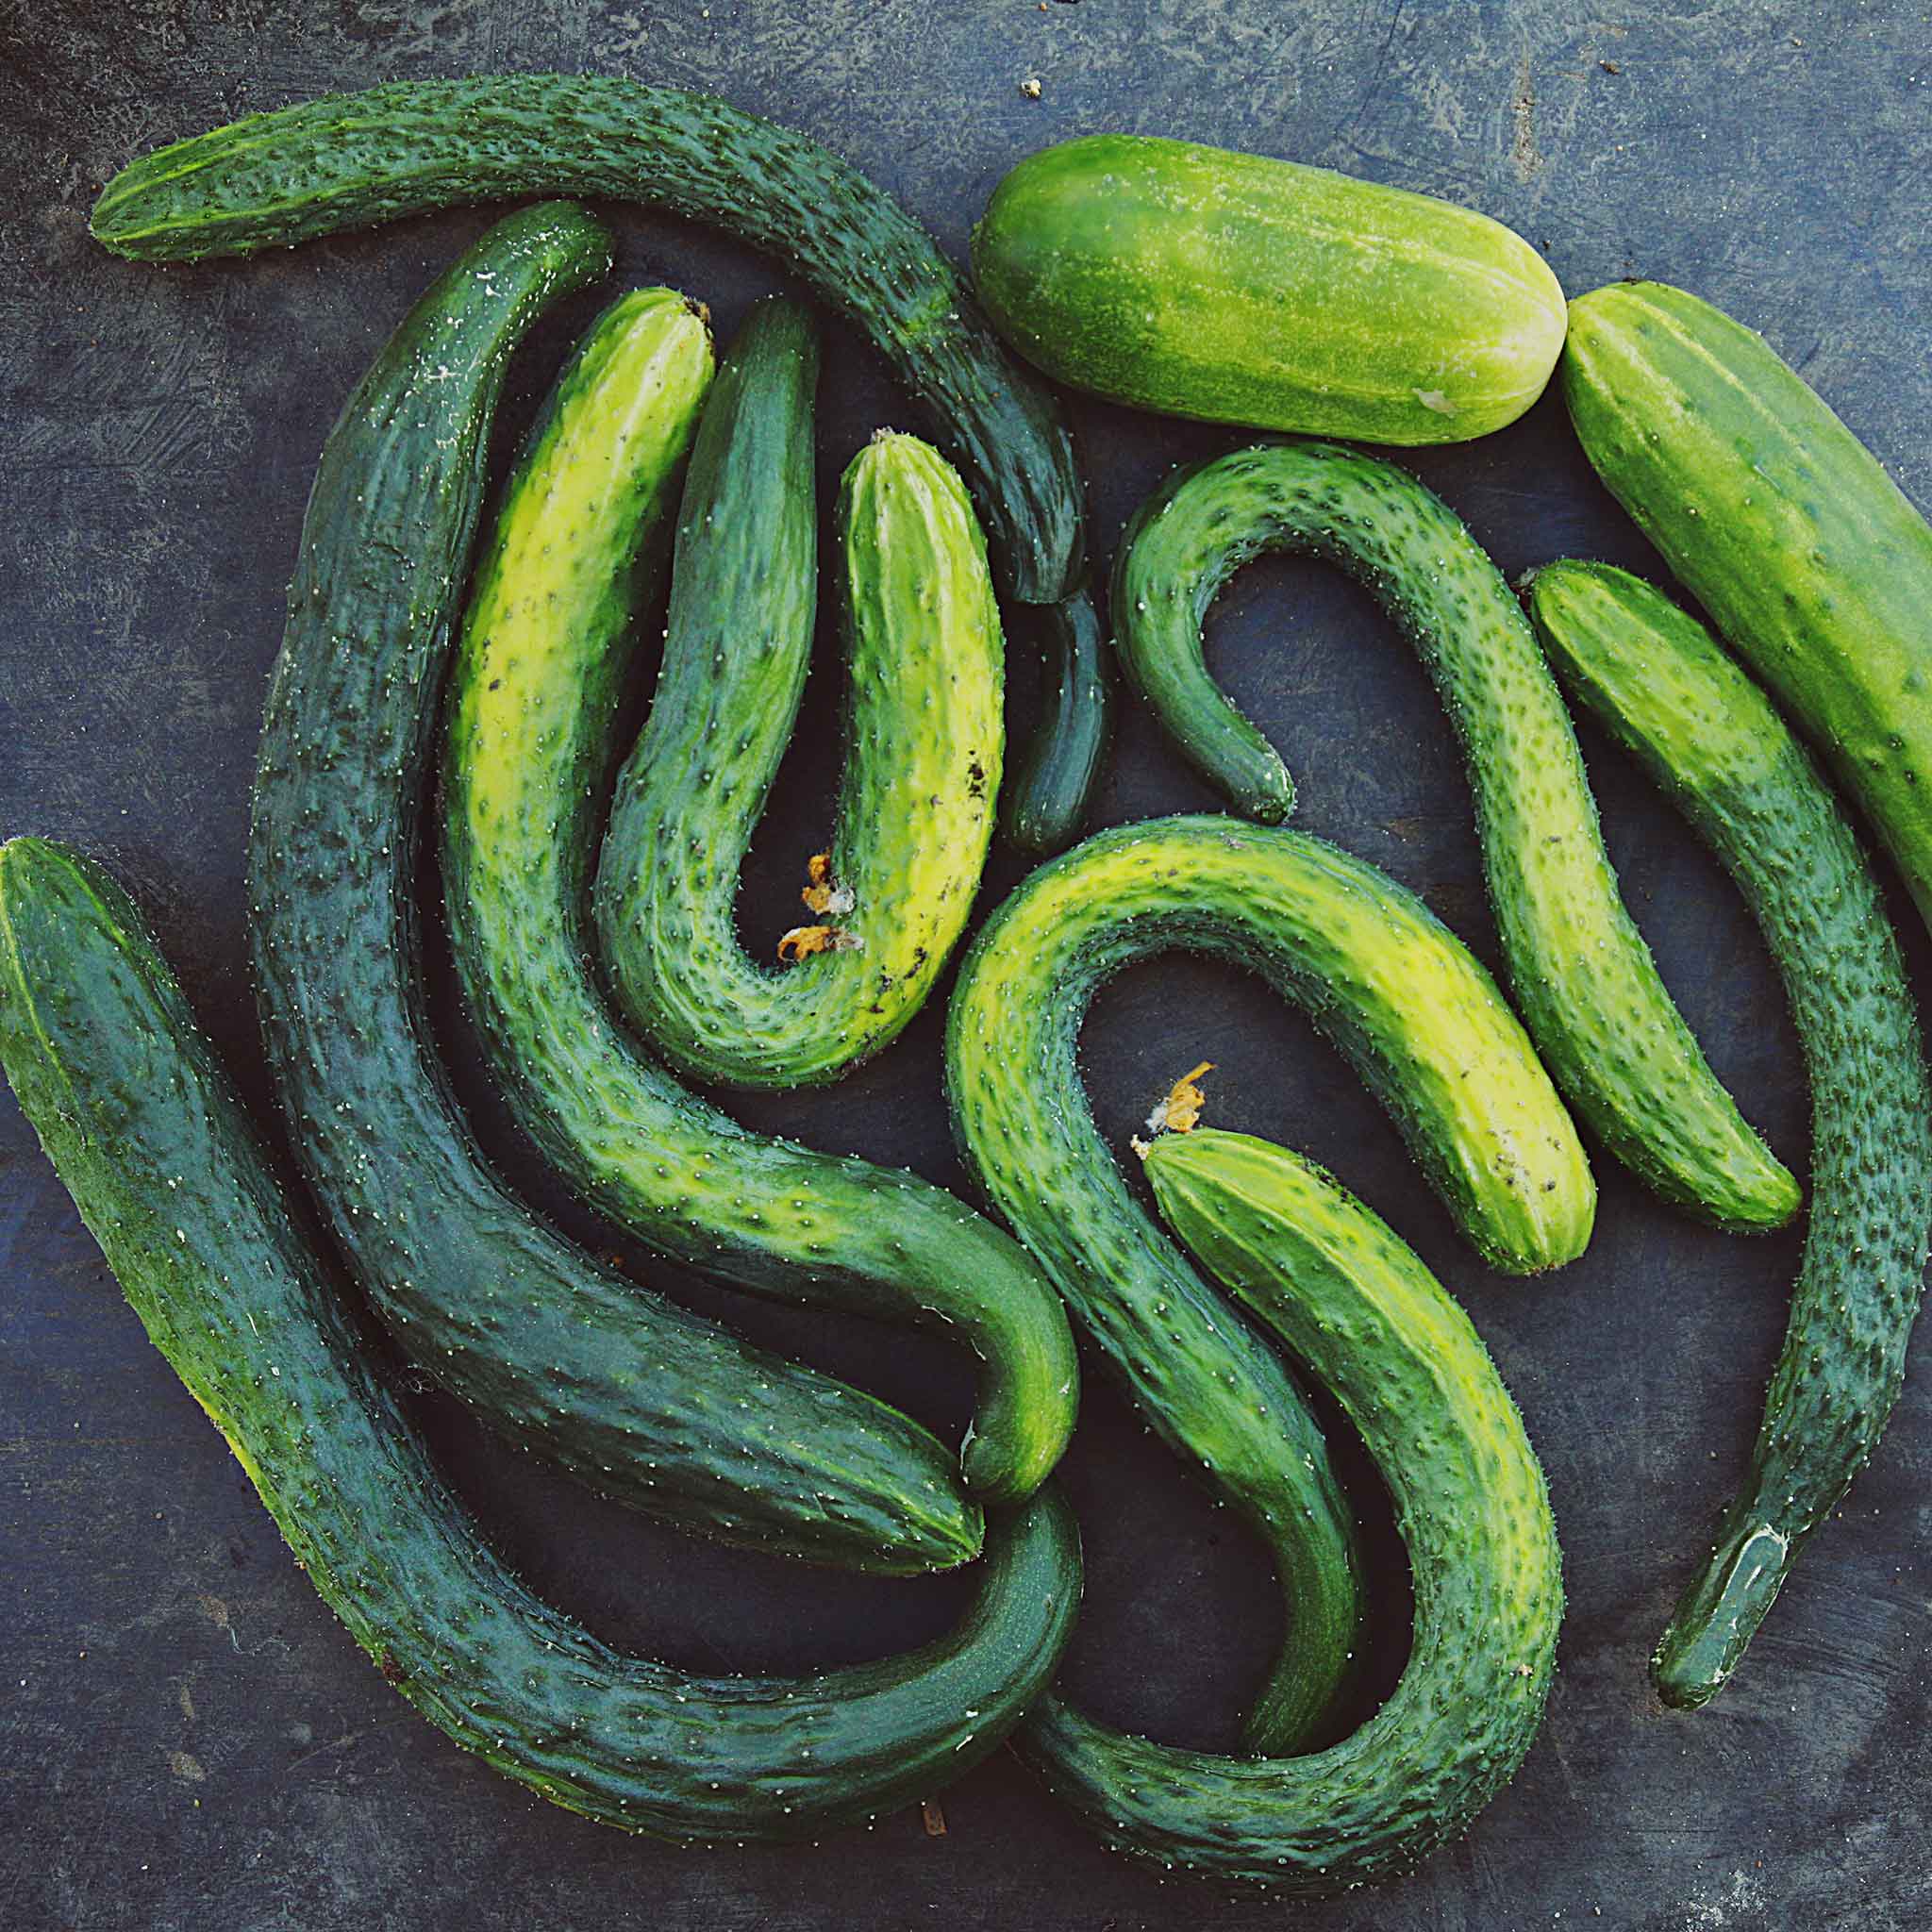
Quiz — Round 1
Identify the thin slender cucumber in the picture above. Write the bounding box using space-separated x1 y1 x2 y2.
594 415 1004 1090
1527 560 1932 1709
444 293 1076 1505
87 76 1102 840
1013 1125 1560 1893
0 836 1083 1841
1112 439 1799 1235
946 815 1591 1752
1561 280 1932 942
247 208 983 1574
1001 587 1115 857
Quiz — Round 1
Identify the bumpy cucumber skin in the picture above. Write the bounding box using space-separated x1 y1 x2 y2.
971 134 1566 444
1112 439 1799 1235
946 815 1590 1751
1002 587 1116 857
1561 281 1932 940
596 425 1004 1090
1528 561 1932 1710
86 75 1083 612
1014 1126 1559 1894
445 294 1075 1506
247 208 981 1574
0 838 1083 1841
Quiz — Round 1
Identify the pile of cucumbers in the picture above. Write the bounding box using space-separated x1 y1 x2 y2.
3 79 1928 1895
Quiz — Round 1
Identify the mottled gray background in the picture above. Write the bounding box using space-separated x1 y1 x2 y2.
3 3 1930 1928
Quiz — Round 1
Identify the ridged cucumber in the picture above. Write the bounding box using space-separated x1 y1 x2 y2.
1014 1125 1561 1893
1112 439 1799 1234
0 836 1083 1842
1560 279 1932 941
247 208 982 1574
593 412 1003 1090
1527 560 1932 1709
945 815 1590 1751
444 292 1076 1505
972 133 1566 443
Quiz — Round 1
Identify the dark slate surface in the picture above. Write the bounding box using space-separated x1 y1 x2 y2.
3 4 1930 1927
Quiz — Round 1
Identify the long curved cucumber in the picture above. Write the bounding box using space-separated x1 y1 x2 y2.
945 815 1591 1751
247 207 982 1574
593 413 1003 1090
0 836 1083 1842
1001 587 1116 857
86 76 1103 843
1561 280 1932 941
444 292 1075 1505
1527 561 1932 1709
1112 439 1799 1235
973 132 1566 444
1013 1125 1561 1893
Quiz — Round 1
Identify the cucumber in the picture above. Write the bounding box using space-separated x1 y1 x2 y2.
1112 439 1799 1235
945 815 1591 1751
971 134 1566 443
0 836 1083 1842
1560 279 1932 941
593 413 1003 1091
1527 561 1932 1709
444 292 1076 1505
1001 587 1115 857
86 76 1102 843
1014 1125 1561 1893
247 207 983 1574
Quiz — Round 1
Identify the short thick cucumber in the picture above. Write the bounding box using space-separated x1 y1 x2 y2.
247 208 982 1574
445 293 1075 1505
1562 281 1932 941
946 815 1591 1751
972 134 1566 443
1015 1126 1561 1893
594 413 1003 1090
1113 439 1798 1234
0 837 1082 1842
1528 561 1932 1709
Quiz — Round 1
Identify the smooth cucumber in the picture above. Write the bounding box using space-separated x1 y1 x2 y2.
444 292 1075 1505
0 836 1083 1842
945 815 1591 1752
1112 439 1799 1234
1561 281 1932 941
972 133 1566 443
1527 561 1932 1709
247 208 983 1574
1001 587 1115 857
594 414 1003 1090
1015 1125 1560 1893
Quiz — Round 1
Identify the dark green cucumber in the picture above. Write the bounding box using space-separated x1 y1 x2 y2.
946 815 1591 1752
1527 560 1932 1709
1001 587 1115 857
0 836 1082 1841
1014 1125 1560 1893
247 207 982 1574
444 292 1076 1504
1560 280 1932 943
973 133 1566 443
86 75 1102 847
1112 439 1799 1235
593 413 1004 1090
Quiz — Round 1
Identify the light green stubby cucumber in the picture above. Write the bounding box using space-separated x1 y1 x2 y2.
1111 439 1799 1234
593 408 1005 1090
0 837 1083 1842
1015 1126 1561 1893
972 134 1566 442
1528 560 1932 1710
444 292 1076 1507
946 814 1590 1754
